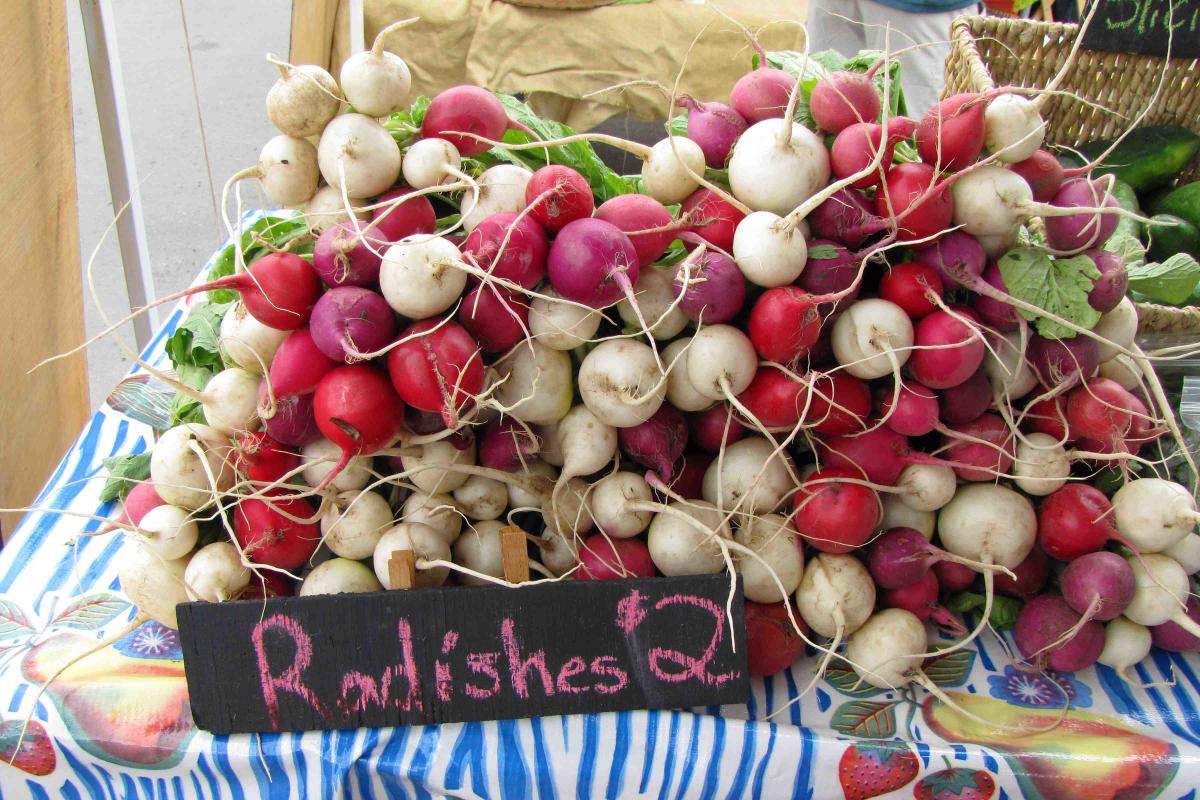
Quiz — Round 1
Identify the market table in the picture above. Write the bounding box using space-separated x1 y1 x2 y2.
1 215 1198 799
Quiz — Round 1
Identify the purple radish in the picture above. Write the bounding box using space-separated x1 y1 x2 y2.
618 405 688 482
1014 594 1105 672
938 368 991 425
257 382 321 447
1084 249 1128 313
797 239 862 309
994 546 1049 599
547 218 640 308
1150 597 1200 652
971 263 1019 332
867 527 983 590
882 571 966 636
1061 551 1136 622
808 188 887 248
309 287 397 363
677 96 748 168
1028 333 1100 389
479 418 541 472
672 251 746 324
312 221 385 288
914 231 987 289
1044 178 1121 253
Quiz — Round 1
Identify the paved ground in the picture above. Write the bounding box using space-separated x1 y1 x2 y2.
69 0 290 406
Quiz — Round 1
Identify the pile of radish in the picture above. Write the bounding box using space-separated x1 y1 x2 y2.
98 22 1200 702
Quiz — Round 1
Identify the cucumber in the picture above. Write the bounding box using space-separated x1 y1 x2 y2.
1147 214 1200 262
1109 180 1145 242
1149 182 1200 230
1078 125 1200 192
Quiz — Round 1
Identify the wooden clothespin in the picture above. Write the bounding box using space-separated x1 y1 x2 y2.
388 549 416 589
499 525 530 584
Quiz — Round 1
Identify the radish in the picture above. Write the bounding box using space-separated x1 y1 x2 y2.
526 165 594 232
373 523 452 588
1098 617 1153 676
461 165 533 232
810 70 881 133
259 385 320 447
338 20 412 116
807 372 871 436
150 424 234 511
117 545 191 629
590 471 653 539
882 572 965 635
400 138 461 190
451 520 507 585
555 404 617 486
702 436 794 515
1014 595 1104 672
982 330 1037 400
1044 178 1121 253
577 534 655 581
301 437 370 491
728 119 832 215
401 491 463 543
830 123 893 189
379 236 468 319
880 383 939 437
735 366 807 430
619 406 686 482
305 186 369 234
577 339 665 427
677 96 747 167
1150 599 1200 652
879 494 935 539
745 601 808 676
218 302 288 375
478 418 539 472
686 325 757 401
594 194 676 268
878 261 944 319
971 265 1018 333
494 341 574 425
536 526 579 577
730 65 794 124
300 559 382 596
1012 433 1070 496
1165 533 1200 575
994 546 1049 599
547 218 640 310
309 287 397 363
646 500 730 576
462 212 549 289
729 211 809 288
640 138 706 205
618 266 687 340
312 222 386 288
672 251 747 324
1028 333 1100 389
119 480 166 527
185 542 251 602
795 552 876 639
809 188 887 248
895 464 956 512
317 113 402 199
690 404 745 452
1093 297 1138 362
1037 483 1120 561
934 560 976 593
907 309 985 390
270 327 337 395
916 93 986 171
458 285 528 353
983 93 1046 163
1062 551 1135 622
322 490 393 559
195 367 260 436
663 338 714 413
875 162 953 242
867 527 993 590
831 298 914 380
135 505 199 561
938 483 1036 570
313 366 405 486
747 286 820 364
265 62 339 138
1085 249 1128 313
234 493 320 570
1009 149 1065 202
816 426 911 486
1066 377 1136 447
736 513 803 603
543 476 595 536
940 413 1015 482
680 188 745 253
843 608 927 688
387 319 485 427
235 135 320 207
421 85 516 156
791 467 879 554
400 438 476 494
1112 478 1198 553
528 290 601 351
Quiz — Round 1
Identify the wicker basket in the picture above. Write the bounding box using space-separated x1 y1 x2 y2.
499 0 617 8
944 15 1200 333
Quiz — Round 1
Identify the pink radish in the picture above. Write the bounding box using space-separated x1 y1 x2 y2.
371 188 437 243
1009 150 1065 202
940 413 1015 481
270 327 337 396
421 85 514 156
874 162 954 242
547 218 639 307
880 383 939 437
309 287 397 363
729 66 794 124
1062 551 1136 622
478 418 540 472
808 188 887 248
313 221 386 288
915 93 987 171
461 211 549 289
680 188 745 252
577 535 655 580
810 71 881 133
677 96 747 167
907 309 986 390
594 194 676 268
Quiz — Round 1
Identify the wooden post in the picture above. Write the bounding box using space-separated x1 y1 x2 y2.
388 550 416 589
0 1 90 539
500 526 530 584
289 0 341 68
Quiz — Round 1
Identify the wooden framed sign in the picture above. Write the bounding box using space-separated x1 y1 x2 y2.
1080 0 1200 59
177 576 748 734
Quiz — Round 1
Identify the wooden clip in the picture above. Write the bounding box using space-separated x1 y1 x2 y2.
500 525 530 584
388 549 416 589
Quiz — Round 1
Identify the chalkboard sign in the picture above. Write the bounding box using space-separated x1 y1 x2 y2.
177 576 748 734
1080 0 1200 59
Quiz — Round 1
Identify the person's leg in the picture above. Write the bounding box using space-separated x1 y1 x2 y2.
805 0 869 58
858 5 977 114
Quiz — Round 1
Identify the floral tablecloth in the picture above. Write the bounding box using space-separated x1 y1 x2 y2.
1 219 1198 799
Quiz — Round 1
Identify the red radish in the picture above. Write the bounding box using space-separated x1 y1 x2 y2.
119 480 166 526
235 570 295 600
938 368 991 425
677 96 748 168
940 412 1015 482
886 115 918 141
748 287 821 363
525 165 593 232
791 467 879 554
806 372 871 435
915 93 987 171
817 427 910 486
594 194 676 268
421 85 512 156
867 527 973 590
666 453 710 501
312 366 405 486
672 250 746 323
879 382 939 437
1037 483 1119 560
878 261 944 319
882 571 965 635
1024 395 1073 441
934 560 976 593
736 366 808 429
729 66 794 124
619 406 688 482
680 188 745 253
994 546 1049 599
1044 178 1121 253
689 405 745 453
744 601 808 676
810 71 881 133
1150 598 1200 652
478 418 539 472
308 287 397 363
194 252 320 330
234 432 300 483
830 122 892 189
386 320 484 427
371 188 437 243
970 264 1019 332
313 221 386 288
1028 334 1099 389
1067 378 1135 446
1084 249 1129 313
808 188 888 248
1062 551 1136 621
457 284 529 353
269 328 337 396
1014 594 1105 672
1009 150 1065 202
461 211 549 289
546 218 639 307
258 383 321 446
907 309 986 390
234 493 321 570
577 534 655 580
874 162 954 242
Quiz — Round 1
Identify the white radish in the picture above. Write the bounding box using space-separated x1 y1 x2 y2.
461 164 533 232
577 340 666 427
617 266 688 340
302 438 371 491
338 28 412 118
702 436 794 514
1099 354 1141 391
641 137 705 205
494 342 574 425
537 526 579 576
736 513 803 602
200 367 261 436
951 165 1037 240
590 471 653 538
880 493 935 538
317 113 402 198
542 476 595 536
646 500 730 576
150 424 234 511
728 118 831 215
401 138 461 189
663 338 714 412
937 483 1036 569
1097 616 1153 677
453 475 508 521
506 459 557 510
401 491 463 543
299 558 382 596
379 236 468 319
322 490 393 559
537 422 565 467
451 520 507 585
373 523 451 588
400 439 476 494
184 542 250 602
795 552 875 638
1165 533 1200 575
253 135 320 206
1113 478 1197 553
686 324 757 400
831 299 914 380
895 464 956 512
556 405 617 481
117 545 192 629
304 185 369 234
529 291 601 350
731 211 808 288
1123 553 1199 637
1013 432 1070 496
1094 297 1138 362
983 93 1046 163
843 609 926 688
266 63 339 138
135 505 199 561
219 302 287 375
983 330 1037 399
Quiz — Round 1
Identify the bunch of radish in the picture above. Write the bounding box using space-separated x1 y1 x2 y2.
98 22 1200 706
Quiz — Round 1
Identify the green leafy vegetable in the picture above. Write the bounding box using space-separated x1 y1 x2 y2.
997 247 1101 339
205 215 312 303
99 453 152 503
947 592 1021 631
1104 230 1147 264
382 95 431 148
807 244 841 260
1128 253 1200 305
163 300 231 427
